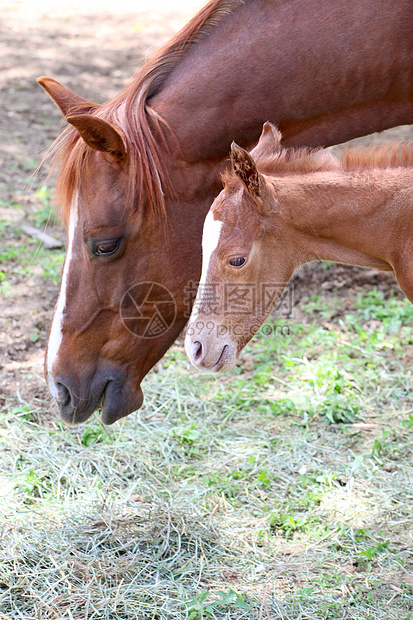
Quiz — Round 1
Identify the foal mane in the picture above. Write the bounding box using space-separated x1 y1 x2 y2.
51 0 243 226
222 140 413 193
259 142 413 175
221 146 339 192
339 143 413 170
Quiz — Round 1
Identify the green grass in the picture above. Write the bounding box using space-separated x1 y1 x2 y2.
1 282 413 618
31 186 60 229
0 187 63 294
0 220 65 289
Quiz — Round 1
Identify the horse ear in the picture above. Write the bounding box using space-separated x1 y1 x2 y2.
250 122 282 160
66 114 127 162
230 142 261 196
37 77 99 117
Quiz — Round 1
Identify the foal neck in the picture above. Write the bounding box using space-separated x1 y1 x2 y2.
270 166 412 273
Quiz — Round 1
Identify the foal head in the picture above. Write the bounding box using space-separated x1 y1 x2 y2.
185 123 296 371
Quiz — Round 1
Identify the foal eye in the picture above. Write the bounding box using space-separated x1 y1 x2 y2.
229 257 246 267
94 239 121 256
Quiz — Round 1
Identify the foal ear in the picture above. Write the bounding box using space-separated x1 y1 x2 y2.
66 114 127 163
37 77 99 117
230 142 261 196
251 122 282 160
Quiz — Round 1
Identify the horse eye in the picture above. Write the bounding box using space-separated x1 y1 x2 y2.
94 239 121 256
229 257 246 267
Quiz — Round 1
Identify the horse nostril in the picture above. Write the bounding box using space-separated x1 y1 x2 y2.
56 382 71 407
193 341 203 361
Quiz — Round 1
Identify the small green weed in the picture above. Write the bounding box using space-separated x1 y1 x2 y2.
371 429 392 457
402 414 413 430
321 394 358 424
14 470 52 500
174 423 201 444
270 510 320 538
185 588 250 618
358 541 390 560
81 426 112 447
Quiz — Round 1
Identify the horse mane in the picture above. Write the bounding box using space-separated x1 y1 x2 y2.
222 140 413 192
51 0 243 226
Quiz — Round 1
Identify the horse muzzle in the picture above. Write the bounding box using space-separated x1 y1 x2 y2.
185 328 237 372
49 368 143 425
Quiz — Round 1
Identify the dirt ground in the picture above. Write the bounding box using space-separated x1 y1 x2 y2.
0 0 412 415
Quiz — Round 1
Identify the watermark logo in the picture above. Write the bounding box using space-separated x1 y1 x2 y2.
120 282 176 339
120 280 294 339
183 281 294 318
186 320 291 339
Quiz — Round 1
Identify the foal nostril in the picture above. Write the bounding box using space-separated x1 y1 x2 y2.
193 341 203 361
56 382 71 407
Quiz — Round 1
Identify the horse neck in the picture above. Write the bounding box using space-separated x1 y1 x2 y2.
150 0 413 163
270 169 411 272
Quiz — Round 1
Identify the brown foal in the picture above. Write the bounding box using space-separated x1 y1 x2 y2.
185 123 413 371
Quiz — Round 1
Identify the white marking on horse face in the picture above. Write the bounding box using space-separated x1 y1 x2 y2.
46 195 79 397
187 209 223 328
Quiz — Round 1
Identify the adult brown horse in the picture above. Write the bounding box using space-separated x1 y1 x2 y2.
38 0 413 425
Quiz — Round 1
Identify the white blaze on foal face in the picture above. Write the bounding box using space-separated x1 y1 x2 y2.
184 210 222 361
191 210 223 321
186 204 249 371
46 196 78 397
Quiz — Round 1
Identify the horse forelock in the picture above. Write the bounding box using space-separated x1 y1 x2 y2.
51 104 169 229
48 0 243 228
